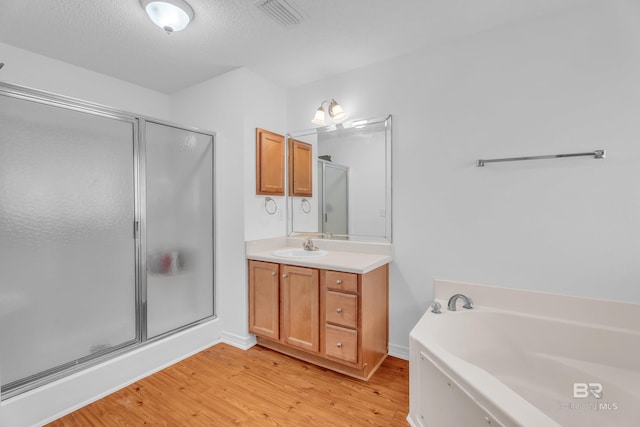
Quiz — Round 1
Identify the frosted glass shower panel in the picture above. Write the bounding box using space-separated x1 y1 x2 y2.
322 163 348 237
145 122 214 338
0 95 137 387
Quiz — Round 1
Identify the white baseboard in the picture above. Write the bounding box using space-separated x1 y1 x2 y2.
389 343 409 360
221 331 257 350
406 414 420 427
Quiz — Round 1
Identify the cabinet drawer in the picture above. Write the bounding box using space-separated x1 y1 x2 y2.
325 291 357 328
325 325 358 363
326 271 358 293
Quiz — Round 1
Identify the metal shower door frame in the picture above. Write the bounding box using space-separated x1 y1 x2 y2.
0 82 216 400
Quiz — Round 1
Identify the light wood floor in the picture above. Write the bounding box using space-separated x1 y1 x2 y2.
48 343 409 426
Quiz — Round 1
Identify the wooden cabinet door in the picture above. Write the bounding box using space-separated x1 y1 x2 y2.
288 139 313 197
249 261 280 340
281 265 319 353
256 128 284 195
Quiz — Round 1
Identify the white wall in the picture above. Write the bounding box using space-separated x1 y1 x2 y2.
0 42 170 120
287 0 640 351
241 71 288 241
0 44 222 426
170 67 287 347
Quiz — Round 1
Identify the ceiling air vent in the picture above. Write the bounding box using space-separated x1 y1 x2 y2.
254 0 305 27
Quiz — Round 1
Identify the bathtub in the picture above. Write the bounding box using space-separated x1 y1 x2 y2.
407 281 640 427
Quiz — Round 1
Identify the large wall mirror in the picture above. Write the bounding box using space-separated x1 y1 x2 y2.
286 114 392 242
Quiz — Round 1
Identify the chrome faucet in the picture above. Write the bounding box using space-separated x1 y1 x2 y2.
447 294 473 311
302 236 319 251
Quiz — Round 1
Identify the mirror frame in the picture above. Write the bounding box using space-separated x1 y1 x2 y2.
286 114 392 243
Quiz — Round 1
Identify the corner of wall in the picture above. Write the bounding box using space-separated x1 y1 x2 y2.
221 331 257 350
0 42 170 120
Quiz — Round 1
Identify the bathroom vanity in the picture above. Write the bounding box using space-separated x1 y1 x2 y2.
248 115 393 380
246 237 391 380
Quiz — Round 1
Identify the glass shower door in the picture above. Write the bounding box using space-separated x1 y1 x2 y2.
0 94 138 392
320 161 349 238
144 122 214 338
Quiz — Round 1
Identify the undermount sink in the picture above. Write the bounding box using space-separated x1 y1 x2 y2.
272 248 329 258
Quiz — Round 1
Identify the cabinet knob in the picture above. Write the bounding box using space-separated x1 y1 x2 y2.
282 274 288 278
271 271 277 276
336 308 343 313
336 342 343 348
336 279 343 284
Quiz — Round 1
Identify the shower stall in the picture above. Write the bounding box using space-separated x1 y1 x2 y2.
0 83 215 399
317 159 349 238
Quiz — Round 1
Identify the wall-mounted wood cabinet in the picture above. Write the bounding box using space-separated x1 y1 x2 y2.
248 259 389 380
256 128 284 196
288 138 313 197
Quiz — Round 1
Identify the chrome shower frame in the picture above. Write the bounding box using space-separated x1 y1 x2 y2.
0 82 217 400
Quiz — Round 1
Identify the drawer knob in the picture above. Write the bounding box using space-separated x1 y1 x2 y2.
336 279 343 284
271 271 277 276
282 274 288 278
336 342 343 348
336 308 343 313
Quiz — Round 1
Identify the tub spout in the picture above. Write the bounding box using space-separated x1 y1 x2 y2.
447 294 473 311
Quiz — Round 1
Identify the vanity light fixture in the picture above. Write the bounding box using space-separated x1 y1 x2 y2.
141 0 194 34
311 99 348 125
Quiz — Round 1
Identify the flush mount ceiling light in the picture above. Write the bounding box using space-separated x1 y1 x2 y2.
311 99 348 126
141 0 194 34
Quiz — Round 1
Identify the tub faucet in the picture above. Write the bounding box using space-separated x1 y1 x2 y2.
302 236 319 251
447 294 473 311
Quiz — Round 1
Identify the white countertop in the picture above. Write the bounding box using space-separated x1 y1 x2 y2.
245 237 392 274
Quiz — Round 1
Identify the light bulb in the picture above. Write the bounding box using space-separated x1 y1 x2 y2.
312 107 326 125
328 99 347 122
141 0 194 33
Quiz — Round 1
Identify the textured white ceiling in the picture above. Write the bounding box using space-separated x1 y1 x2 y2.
0 0 590 93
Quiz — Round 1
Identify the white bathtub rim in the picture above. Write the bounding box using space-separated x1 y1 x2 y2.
434 279 640 333
428 303 640 337
410 313 562 427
